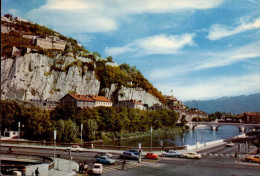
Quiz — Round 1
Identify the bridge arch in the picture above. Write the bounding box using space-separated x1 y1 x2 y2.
188 122 250 133
216 125 245 132
191 124 211 131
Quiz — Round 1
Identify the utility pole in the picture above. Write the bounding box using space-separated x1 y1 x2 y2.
18 122 20 139
150 127 153 152
81 124 83 147
138 143 142 163
53 130 57 169
193 100 199 150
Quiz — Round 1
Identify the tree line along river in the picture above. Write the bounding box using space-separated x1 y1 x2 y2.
101 125 243 147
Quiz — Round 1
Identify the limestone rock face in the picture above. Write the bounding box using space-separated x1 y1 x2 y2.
1 53 100 101
117 87 162 107
1 53 163 106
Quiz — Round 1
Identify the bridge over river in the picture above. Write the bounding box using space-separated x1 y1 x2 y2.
187 122 260 132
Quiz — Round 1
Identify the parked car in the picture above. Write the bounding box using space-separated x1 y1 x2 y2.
96 156 115 164
226 142 235 147
66 145 84 152
162 150 183 157
92 163 103 175
119 151 139 160
183 152 201 159
245 155 260 163
145 153 159 160
94 152 113 158
129 149 140 155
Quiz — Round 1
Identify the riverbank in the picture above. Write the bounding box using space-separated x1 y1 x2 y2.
95 126 188 144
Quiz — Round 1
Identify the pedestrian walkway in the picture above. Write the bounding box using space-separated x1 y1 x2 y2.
201 153 243 158
109 160 160 173
74 160 160 175
48 158 78 176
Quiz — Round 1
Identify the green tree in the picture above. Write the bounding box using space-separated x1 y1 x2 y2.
83 119 98 141
180 115 187 126
55 119 78 142
25 109 53 140
92 51 101 58
106 56 113 62
215 111 222 119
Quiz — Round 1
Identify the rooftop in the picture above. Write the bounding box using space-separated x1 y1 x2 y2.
68 94 112 102
69 94 94 102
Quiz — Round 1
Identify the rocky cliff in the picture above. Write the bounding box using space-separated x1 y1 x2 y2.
1 53 99 101
1 15 164 106
1 53 162 106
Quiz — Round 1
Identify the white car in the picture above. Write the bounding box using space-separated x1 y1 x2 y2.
92 163 103 175
183 152 201 159
162 150 183 157
66 145 84 152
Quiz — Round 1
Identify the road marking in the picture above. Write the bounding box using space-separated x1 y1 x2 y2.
203 153 207 156
209 154 212 156
226 154 229 156
215 154 218 156
103 161 156 173
220 154 223 156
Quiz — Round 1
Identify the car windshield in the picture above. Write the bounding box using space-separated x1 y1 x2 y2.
100 157 106 159
130 150 137 152
94 166 101 168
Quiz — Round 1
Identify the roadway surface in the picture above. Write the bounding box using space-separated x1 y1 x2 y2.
1 143 259 176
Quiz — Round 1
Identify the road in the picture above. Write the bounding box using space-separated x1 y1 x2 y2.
1 143 259 176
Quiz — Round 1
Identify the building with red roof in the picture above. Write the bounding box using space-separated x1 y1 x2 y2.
241 112 260 124
60 94 112 108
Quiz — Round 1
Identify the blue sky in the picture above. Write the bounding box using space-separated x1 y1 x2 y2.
2 0 260 101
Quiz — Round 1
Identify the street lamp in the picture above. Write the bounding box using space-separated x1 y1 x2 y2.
193 100 199 150
18 122 20 139
150 127 153 152
81 124 83 147
53 130 57 168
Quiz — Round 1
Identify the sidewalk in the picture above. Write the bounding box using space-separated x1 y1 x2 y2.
48 158 78 176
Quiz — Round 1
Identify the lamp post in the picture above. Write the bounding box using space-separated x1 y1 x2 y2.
18 122 20 139
193 100 199 150
53 130 57 168
81 124 83 147
150 127 153 152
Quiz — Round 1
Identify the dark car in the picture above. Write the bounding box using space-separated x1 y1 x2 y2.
128 149 140 155
119 151 139 160
96 156 115 164
94 152 113 158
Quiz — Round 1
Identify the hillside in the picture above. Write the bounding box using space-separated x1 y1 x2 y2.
1 15 166 106
184 94 260 114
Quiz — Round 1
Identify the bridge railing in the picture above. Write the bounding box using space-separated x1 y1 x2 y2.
1 140 185 151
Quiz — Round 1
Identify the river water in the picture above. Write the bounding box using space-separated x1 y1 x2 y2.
102 125 243 147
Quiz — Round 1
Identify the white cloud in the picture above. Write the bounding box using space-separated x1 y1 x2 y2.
114 0 225 14
26 0 225 33
105 46 134 56
42 0 98 10
105 33 194 56
197 41 260 70
27 9 117 33
156 73 260 101
149 40 260 80
207 17 260 40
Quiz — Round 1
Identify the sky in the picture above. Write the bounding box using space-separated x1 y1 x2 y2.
2 0 260 101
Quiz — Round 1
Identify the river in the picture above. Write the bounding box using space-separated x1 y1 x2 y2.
101 125 244 147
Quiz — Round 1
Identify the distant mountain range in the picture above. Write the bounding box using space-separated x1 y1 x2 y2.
184 93 260 115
